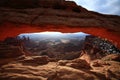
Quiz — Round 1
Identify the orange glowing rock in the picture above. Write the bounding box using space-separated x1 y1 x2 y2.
0 22 120 48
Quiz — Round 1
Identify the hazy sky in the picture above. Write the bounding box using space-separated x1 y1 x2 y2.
71 0 120 15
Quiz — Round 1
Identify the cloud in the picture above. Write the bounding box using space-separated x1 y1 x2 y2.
71 0 120 15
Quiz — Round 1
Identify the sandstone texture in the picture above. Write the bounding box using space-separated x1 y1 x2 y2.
0 0 120 80
0 0 120 32
0 40 120 80
0 53 120 80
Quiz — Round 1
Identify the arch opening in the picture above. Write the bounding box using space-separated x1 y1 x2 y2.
3 31 119 60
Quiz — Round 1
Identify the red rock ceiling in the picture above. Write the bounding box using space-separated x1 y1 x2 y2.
0 22 120 48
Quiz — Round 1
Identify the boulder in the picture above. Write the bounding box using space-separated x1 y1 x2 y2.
20 56 50 65
102 54 120 62
58 60 69 66
66 59 91 69
91 59 110 67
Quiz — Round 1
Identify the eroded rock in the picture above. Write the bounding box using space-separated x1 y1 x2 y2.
102 54 120 62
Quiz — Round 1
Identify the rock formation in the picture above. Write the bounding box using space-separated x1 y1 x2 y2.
81 35 120 60
0 40 24 58
0 0 120 48
0 0 120 80
0 52 120 80
0 41 24 65
102 54 120 62
0 0 119 30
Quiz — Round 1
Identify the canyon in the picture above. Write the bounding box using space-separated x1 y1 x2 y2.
0 0 120 80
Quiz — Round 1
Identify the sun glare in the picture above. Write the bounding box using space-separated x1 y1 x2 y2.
39 31 62 35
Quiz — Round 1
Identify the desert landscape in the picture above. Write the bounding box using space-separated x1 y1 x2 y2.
0 0 120 80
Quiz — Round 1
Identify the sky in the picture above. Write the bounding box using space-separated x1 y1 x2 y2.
71 0 120 15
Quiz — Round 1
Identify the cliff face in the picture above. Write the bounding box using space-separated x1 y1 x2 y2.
0 0 119 29
84 35 120 54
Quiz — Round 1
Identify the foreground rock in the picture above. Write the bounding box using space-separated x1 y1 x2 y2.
90 59 120 80
0 41 25 65
0 53 120 80
102 54 120 62
18 56 50 66
59 58 91 70
0 42 24 58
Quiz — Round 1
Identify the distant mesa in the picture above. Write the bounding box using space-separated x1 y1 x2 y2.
9 31 119 60
18 31 89 39
0 31 119 61
17 32 88 59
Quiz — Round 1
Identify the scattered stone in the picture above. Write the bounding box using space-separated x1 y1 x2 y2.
19 56 50 65
58 60 69 66
66 59 91 69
